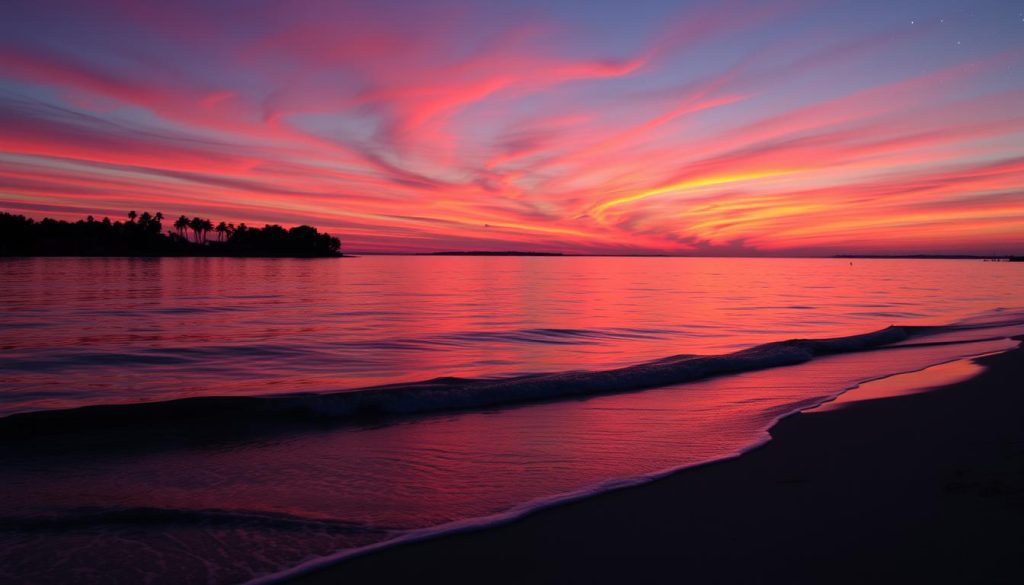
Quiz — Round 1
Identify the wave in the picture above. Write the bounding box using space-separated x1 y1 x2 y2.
247 339 1024 585
3 313 1023 439
2 326 677 372
0 507 389 536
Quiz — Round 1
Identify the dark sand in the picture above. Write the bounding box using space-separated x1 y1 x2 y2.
291 340 1024 584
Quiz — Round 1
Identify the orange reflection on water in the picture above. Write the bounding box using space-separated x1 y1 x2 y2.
810 358 986 413
1 257 1023 416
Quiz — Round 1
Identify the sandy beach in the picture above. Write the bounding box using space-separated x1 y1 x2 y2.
291 338 1024 585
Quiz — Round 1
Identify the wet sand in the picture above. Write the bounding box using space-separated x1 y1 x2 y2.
290 339 1024 584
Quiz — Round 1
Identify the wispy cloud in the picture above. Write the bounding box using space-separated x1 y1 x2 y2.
1 0 1021 254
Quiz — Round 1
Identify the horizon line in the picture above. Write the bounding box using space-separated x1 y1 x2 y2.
4 210 1020 260
348 251 1023 259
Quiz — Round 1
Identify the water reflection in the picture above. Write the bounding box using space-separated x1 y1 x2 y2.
1 256 1023 416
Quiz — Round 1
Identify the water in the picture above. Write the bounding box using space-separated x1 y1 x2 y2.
2 256 1023 584
2 256 1022 416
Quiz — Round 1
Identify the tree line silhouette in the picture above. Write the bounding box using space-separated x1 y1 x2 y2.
1 211 342 257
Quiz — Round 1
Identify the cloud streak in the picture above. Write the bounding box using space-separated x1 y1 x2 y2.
1 0 1022 254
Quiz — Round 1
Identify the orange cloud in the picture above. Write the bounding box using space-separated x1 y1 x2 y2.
1 1 1022 255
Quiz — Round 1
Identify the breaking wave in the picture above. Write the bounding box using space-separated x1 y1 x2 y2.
6 312 1024 439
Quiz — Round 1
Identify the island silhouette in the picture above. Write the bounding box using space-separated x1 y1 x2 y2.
0 211 342 257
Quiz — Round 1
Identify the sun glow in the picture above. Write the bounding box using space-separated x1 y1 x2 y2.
592 170 801 221
1 0 1022 255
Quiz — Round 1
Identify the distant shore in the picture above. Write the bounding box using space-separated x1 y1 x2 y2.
356 251 1023 260
1 212 343 258
290 340 1024 584
834 253 1023 261
423 251 565 256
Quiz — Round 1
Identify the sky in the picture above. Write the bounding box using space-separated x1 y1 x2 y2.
1 0 1022 255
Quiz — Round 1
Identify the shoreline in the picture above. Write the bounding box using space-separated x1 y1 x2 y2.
287 338 1024 584
0 323 916 437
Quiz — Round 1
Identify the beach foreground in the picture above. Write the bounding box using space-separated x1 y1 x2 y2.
291 339 1024 585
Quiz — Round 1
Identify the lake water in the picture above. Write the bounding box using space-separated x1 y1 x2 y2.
2 256 1023 584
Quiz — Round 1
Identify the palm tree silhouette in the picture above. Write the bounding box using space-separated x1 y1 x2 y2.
128 210 137 223
1 211 341 257
189 217 203 243
174 215 189 239
202 218 213 243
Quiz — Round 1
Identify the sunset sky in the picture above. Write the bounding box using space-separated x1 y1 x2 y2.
1 0 1022 255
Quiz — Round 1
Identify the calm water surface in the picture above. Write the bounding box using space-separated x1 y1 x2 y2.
2 256 1022 416
2 256 1023 584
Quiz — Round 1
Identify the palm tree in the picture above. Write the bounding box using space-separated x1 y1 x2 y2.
202 218 214 243
215 221 228 242
174 215 189 239
189 217 203 243
128 210 137 223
